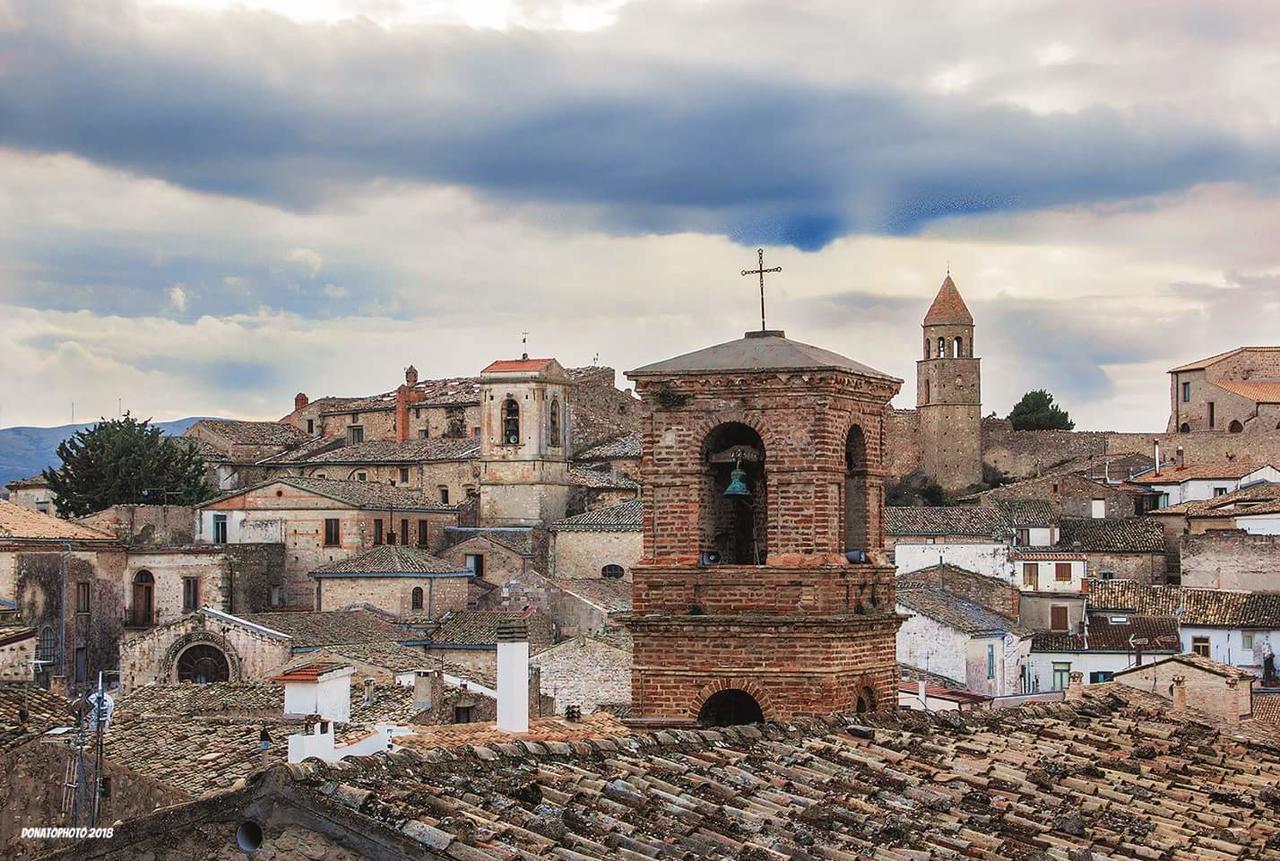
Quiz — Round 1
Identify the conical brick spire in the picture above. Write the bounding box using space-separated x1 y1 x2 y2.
923 275 973 326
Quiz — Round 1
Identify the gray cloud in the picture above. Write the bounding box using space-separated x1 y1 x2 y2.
1 2 1276 249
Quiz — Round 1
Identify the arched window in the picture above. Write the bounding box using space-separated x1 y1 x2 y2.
601 564 624 579
131 570 155 628
176 644 230 684
698 689 764 726
855 684 876 713
411 586 424 611
954 336 963 357
923 337 930 360
1228 420 1244 434
502 398 520 445
923 380 930 404
937 337 946 358
701 422 767 565
845 426 870 554
549 397 562 447
37 626 56 663
1179 423 1190 433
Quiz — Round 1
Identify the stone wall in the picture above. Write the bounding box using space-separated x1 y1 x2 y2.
117 613 293 693
316 574 468 617
1181 530 1280 591
438 535 529 583
530 636 631 714
296 459 478 502
1085 551 1167 585
78 506 196 546
551 530 641 580
0 632 34 681
1117 660 1252 722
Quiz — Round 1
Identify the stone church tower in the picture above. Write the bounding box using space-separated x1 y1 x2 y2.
622 329 904 727
917 275 982 492
478 357 572 527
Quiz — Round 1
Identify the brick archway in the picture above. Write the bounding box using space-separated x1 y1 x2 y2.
161 631 242 685
690 678 774 724
852 672 881 714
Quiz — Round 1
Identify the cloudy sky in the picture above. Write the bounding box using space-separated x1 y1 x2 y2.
2 0 1279 431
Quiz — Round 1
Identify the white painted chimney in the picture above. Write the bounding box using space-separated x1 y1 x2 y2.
276 664 353 723
413 670 437 711
496 618 529 733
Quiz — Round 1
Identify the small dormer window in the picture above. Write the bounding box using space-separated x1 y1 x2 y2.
503 398 520 444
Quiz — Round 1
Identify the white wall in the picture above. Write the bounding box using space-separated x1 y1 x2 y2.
1237 514 1280 536
283 672 352 722
895 543 1012 582
1015 559 1087 594
897 606 969 688
1181 626 1278 675
1151 467 1280 506
1025 651 1146 692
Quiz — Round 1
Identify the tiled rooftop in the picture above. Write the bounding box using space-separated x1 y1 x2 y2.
115 682 285 718
279 684 1280 859
1090 580 1280 628
396 711 627 751
429 609 555 648
292 437 480 464
1032 613 1181 653
238 607 411 647
548 577 633 612
568 464 640 490
0 499 116 541
990 498 1057 527
1056 517 1167 553
1149 480 1280 516
574 432 641 461
1114 652 1259 682
896 584 1027 636
1255 692 1280 727
1131 461 1271 483
885 504 1008 537
206 476 454 511
0 682 70 752
554 499 642 531
1213 379 1280 403
310 544 470 576
441 526 534 556
187 419 311 447
923 274 974 325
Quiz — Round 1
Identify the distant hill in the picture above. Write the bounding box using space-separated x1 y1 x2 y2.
0 417 217 489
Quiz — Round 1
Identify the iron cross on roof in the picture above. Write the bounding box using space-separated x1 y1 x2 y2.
741 248 781 332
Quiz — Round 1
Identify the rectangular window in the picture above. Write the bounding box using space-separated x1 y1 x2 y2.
182 577 200 612
349 426 364 444
1192 636 1210 657
76 581 91 615
465 553 485 578
418 428 429 439
1242 631 1255 651
1022 563 1038 588
212 514 228 544
1181 380 1191 403
1208 401 1215 429
417 520 429 547
1089 671 1114 684
438 486 450 505
986 644 995 680
373 519 384 545
270 585 283 607
74 647 88 684
306 418 315 434
1090 499 1106 519
453 705 474 724
400 518 409 546
399 467 410 484
324 518 340 547
1051 662 1071 691
1015 528 1029 546
1159 493 1170 508
1055 562 1072 583
1050 605 1069 632
1214 486 1228 496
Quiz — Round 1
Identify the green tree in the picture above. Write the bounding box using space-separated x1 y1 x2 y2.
43 414 211 517
1006 390 1075 431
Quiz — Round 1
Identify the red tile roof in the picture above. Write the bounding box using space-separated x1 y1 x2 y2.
1214 380 1280 403
271 662 351 682
922 275 973 326
0 500 116 541
1130 461 1269 483
481 358 555 374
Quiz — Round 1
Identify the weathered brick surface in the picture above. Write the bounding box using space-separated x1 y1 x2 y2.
1181 529 1280 591
621 353 903 722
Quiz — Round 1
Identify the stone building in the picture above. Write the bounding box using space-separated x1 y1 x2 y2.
182 419 313 490
1055 517 1168 583
1166 346 1280 434
550 499 642 581
196 477 457 608
1113 652 1257 723
309 545 471 617
621 328 903 725
1180 529 1280 591
915 275 982 492
3 474 57 516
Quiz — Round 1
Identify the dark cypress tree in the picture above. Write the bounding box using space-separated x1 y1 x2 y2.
42 414 211 516
1006 390 1075 431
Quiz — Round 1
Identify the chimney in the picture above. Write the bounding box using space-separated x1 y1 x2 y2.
1170 674 1187 711
278 665 353 723
412 669 437 711
404 365 419 387
497 618 530 733
362 677 374 707
1154 440 1161 471
1175 447 1184 468
1224 677 1242 723
294 392 309 411
1065 671 1085 701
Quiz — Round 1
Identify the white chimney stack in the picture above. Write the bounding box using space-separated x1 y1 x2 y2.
413 670 436 711
277 664 353 723
496 618 529 733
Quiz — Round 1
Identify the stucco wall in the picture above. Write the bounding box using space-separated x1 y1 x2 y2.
552 530 640 580
1181 530 1280 591
316 574 468 617
894 542 1011 581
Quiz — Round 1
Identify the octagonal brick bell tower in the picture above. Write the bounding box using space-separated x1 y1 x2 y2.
620 328 904 727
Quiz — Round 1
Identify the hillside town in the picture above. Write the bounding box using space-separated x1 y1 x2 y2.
2 273 1280 858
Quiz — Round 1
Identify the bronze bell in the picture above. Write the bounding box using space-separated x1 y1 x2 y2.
723 458 751 498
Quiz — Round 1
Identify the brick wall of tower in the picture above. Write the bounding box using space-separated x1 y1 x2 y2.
918 403 983 492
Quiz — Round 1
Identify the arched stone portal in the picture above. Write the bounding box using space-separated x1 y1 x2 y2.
176 644 231 684
698 689 765 726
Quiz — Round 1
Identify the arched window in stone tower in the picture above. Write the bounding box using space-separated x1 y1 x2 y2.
549 397 562 447
954 336 964 358
502 398 520 445
845 425 870 553
937 337 946 358
923 337 930 360
701 422 767 565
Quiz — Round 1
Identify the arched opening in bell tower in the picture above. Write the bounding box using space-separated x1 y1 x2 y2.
845 425 870 554
698 689 765 726
701 422 767 565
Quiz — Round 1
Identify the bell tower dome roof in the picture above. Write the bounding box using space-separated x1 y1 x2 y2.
923 275 973 326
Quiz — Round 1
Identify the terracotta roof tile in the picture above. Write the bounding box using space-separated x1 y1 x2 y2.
481 358 556 374
567 464 640 490
1032 613 1181 653
288 437 480 464
554 499 642 531
1214 380 1280 403
574 432 641 461
922 274 974 325
1131 461 1272 483
310 545 470 577
429 609 555 648
0 500 116 541
204 477 454 512
1056 517 1166 553
1089 580 1280 627
885 504 1008 537
0 682 70 752
896 585 1027 635
237 608 411 647
186 419 311 447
